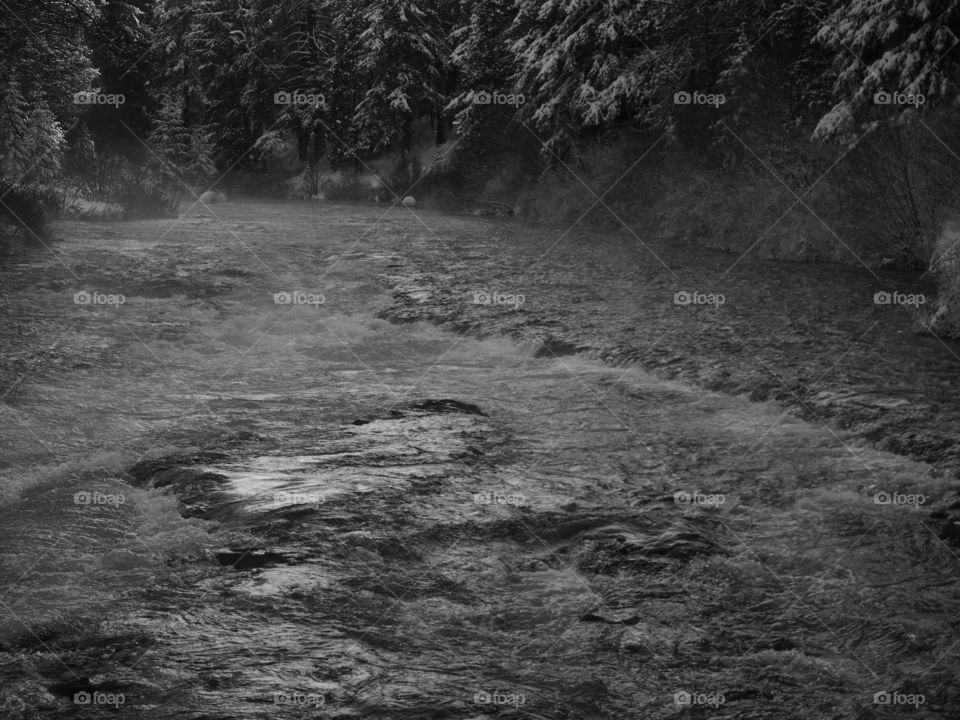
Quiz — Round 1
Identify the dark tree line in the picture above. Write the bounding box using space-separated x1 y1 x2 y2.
1 0 960 196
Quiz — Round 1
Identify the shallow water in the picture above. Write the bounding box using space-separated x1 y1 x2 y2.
0 201 957 718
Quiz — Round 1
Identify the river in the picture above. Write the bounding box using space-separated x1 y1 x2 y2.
0 200 957 718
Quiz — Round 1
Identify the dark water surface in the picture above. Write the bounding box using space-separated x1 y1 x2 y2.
0 201 957 718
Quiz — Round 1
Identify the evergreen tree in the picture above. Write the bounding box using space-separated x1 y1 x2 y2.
352 0 449 167
0 0 103 183
815 0 960 139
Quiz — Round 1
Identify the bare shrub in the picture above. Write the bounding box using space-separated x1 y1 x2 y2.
831 111 960 268
319 175 378 202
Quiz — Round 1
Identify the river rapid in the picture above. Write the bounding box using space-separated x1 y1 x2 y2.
0 200 957 719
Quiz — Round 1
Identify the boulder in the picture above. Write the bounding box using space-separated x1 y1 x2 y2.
401 196 416 207
199 190 227 204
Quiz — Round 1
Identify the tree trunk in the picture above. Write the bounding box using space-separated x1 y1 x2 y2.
297 129 310 162
436 107 446 145
401 114 412 169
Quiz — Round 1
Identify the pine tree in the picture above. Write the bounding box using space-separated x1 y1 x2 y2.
352 0 449 169
0 0 102 183
815 0 960 140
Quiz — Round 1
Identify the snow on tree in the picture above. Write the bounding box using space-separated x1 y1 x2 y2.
351 0 451 167
815 0 960 140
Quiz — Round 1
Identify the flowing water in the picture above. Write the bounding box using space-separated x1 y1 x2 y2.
0 200 957 719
